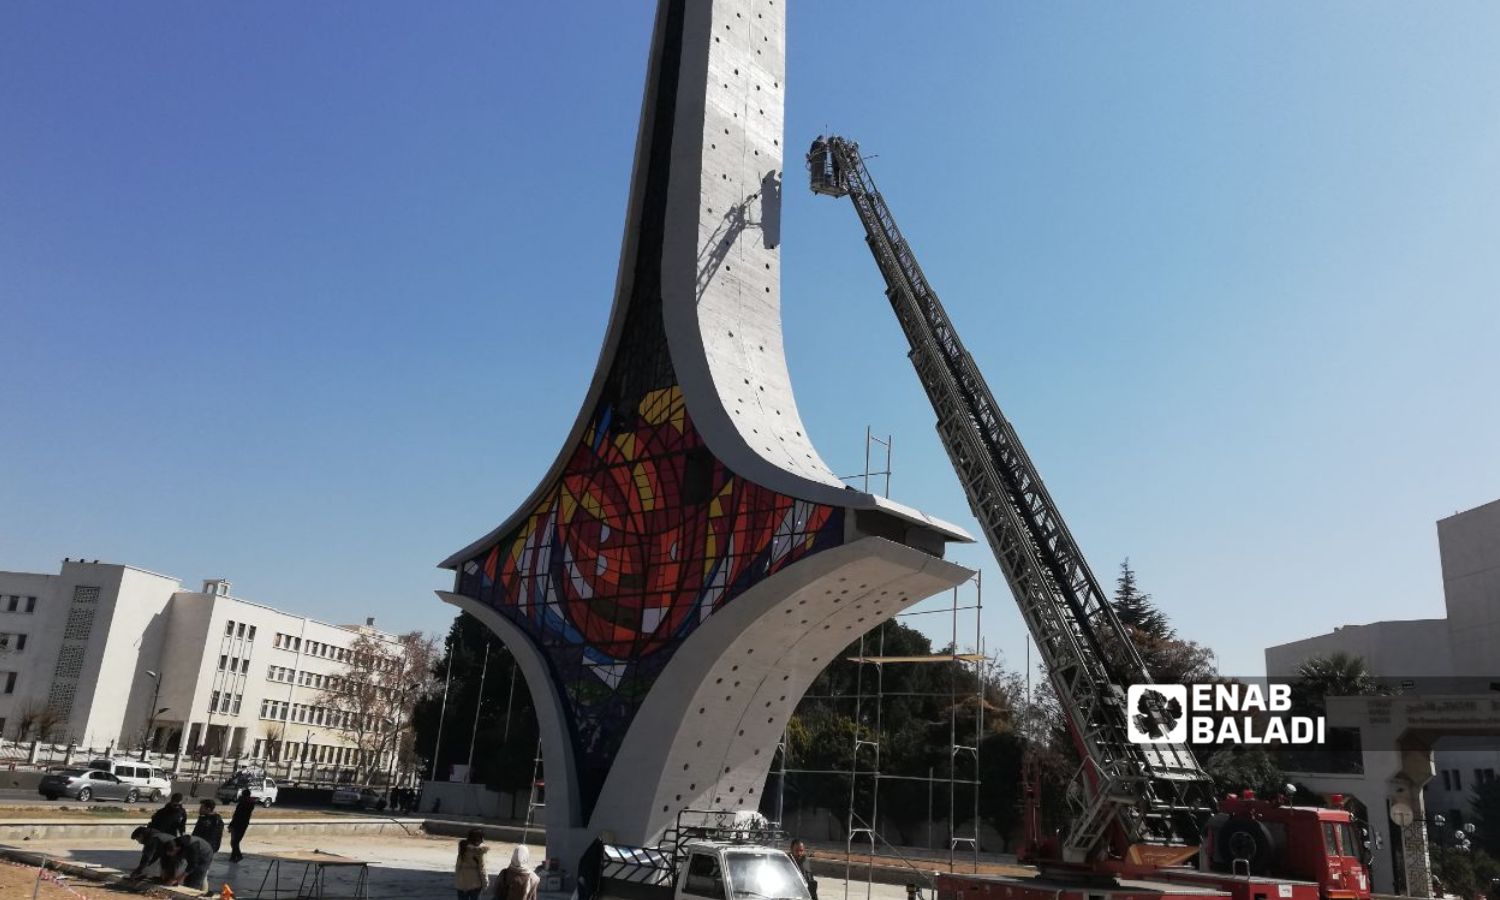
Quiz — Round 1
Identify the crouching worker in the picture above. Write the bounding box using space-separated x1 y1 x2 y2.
132 826 215 890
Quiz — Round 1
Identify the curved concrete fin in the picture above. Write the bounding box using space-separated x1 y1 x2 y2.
438 0 976 867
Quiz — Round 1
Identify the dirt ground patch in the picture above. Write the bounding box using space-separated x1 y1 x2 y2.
0 858 158 898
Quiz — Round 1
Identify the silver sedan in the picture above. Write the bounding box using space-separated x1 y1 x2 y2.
37 768 140 802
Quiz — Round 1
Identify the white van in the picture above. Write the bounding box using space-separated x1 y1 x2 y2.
86 759 172 801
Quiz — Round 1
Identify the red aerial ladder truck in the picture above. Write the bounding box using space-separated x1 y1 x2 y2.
807 137 1370 900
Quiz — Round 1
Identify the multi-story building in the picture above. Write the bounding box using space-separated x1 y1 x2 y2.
1264 498 1500 894
0 559 412 779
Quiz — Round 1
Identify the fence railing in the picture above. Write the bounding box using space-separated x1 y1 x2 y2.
0 738 419 790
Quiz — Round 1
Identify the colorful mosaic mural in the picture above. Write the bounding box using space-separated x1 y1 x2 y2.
456 382 843 817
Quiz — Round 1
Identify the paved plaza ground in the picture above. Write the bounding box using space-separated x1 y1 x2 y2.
10 832 921 900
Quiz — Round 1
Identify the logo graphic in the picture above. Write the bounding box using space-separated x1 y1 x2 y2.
1127 684 1187 743
1125 683 1326 745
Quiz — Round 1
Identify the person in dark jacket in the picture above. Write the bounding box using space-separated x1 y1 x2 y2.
161 833 216 890
149 792 188 836
192 798 224 853
228 788 256 862
129 826 175 880
790 839 817 900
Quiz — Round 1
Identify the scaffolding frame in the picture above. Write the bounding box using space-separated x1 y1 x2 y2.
776 572 986 899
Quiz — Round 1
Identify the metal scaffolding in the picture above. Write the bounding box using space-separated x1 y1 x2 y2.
776 572 987 899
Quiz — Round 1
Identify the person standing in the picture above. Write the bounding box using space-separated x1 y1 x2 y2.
455 828 489 900
494 846 539 900
790 839 817 900
149 792 188 836
228 788 256 862
192 798 224 854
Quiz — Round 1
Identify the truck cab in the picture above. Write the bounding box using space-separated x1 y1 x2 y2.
1202 793 1370 900
600 839 811 900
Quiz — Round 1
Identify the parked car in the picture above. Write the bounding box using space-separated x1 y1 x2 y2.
38 768 141 802
217 775 279 807
331 785 385 810
85 758 172 801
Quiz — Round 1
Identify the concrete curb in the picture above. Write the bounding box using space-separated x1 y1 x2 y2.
0 844 189 898
0 815 428 843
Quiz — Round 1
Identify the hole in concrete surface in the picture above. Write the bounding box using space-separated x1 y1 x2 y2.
716 677 723 683
664 805 669 811
690 783 696 790
699 708 705 714
724 766 731 773
729 787 736 793
800 620 807 625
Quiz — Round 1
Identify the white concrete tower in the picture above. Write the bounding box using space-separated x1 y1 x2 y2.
440 0 972 877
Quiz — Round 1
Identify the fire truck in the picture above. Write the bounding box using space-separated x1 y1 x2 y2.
807 136 1371 900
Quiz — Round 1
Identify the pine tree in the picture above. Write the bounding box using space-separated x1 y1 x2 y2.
1113 559 1172 640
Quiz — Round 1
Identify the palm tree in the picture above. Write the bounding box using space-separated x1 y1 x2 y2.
1292 653 1382 716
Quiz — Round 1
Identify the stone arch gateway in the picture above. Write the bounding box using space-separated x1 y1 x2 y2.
437 0 973 876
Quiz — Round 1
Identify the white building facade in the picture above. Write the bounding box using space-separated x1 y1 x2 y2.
0 559 409 780
1263 498 1500 895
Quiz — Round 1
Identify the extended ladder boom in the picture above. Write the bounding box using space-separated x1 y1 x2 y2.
808 136 1215 868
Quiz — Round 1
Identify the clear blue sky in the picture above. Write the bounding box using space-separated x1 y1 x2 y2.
4 3 1497 678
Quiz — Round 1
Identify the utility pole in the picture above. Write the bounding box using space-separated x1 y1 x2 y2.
465 642 491 778
428 642 454 782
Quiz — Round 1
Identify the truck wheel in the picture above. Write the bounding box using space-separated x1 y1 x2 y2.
261 797 273 808
1218 819 1276 874
126 789 140 803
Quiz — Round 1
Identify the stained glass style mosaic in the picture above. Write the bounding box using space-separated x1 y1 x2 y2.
455 368 842 818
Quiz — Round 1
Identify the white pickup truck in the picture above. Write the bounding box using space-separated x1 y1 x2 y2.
599 839 811 900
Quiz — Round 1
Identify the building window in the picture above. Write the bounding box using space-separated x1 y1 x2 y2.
247 626 256 641
2 672 15 694
1477 768 1496 786
225 621 235 636
25 596 35 613
218 655 228 671
0 634 24 652
4 597 15 612
231 695 242 715
210 691 221 711
237 623 246 638
240 658 250 674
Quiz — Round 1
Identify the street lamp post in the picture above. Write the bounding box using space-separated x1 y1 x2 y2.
141 672 164 762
